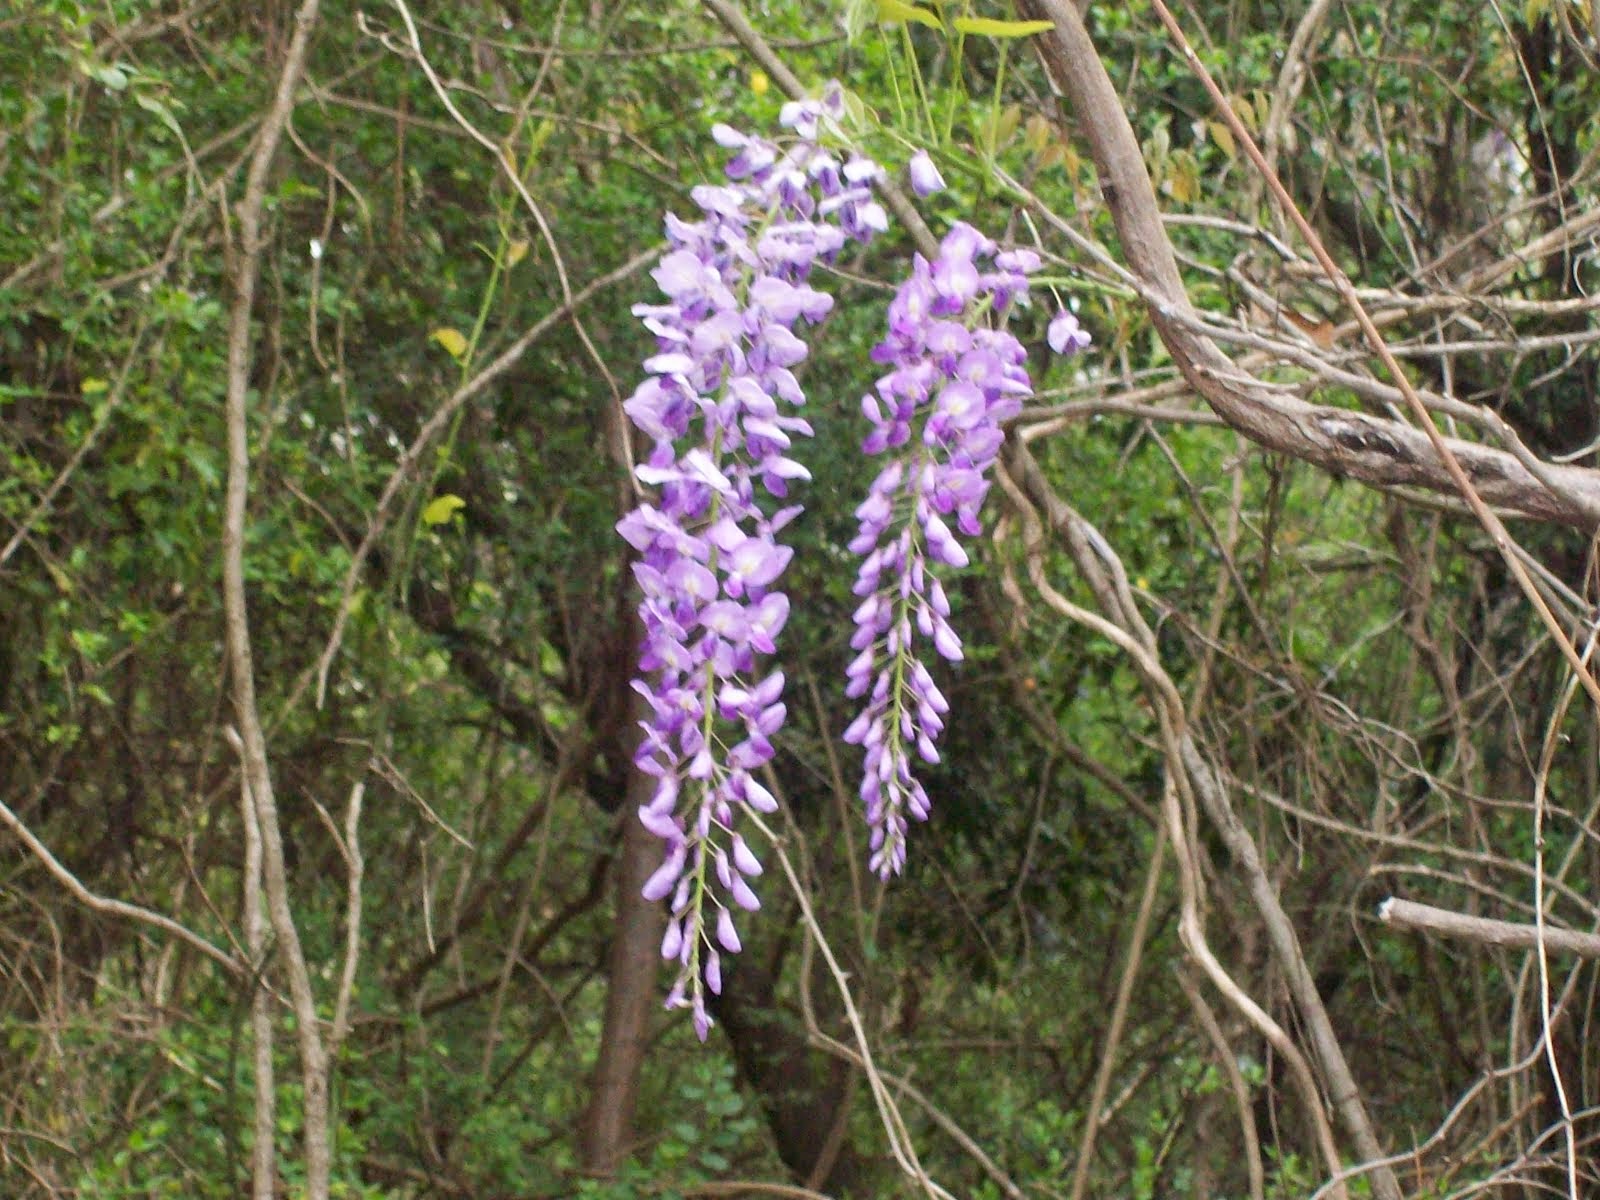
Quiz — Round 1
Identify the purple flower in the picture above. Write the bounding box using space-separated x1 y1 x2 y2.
1048 309 1092 355
844 224 1047 878
908 150 946 198
620 85 881 1039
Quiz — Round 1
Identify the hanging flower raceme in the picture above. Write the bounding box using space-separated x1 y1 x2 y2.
844 223 1090 877
617 85 882 1040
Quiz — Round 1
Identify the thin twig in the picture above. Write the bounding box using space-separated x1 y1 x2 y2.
312 247 658 705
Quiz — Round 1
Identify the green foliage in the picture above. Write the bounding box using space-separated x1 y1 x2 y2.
2 0 1597 1196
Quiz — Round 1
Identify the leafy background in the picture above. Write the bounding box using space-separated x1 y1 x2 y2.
2 0 1597 1196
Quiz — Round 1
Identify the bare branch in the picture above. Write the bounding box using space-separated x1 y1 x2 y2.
1139 0 1600 716
0 795 243 978
231 728 276 1200
1000 441 1390 1200
1380 897 1600 959
219 1 331 1195
1017 0 1600 533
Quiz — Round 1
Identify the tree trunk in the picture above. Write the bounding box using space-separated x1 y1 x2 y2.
578 706 665 1174
714 976 863 1194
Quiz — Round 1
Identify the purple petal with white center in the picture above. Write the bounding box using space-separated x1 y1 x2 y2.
759 325 809 367
699 600 749 642
690 310 745 358
691 184 745 218
1048 309 1092 355
643 350 695 376
728 537 792 590
652 249 710 299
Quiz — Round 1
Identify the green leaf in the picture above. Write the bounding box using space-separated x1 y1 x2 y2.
133 92 186 143
421 494 466 526
44 561 75 595
71 629 110 659
952 16 1054 37
844 0 876 39
876 0 944 29
182 443 221 488
537 638 564 676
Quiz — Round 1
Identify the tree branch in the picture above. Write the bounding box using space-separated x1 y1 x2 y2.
1017 0 1600 533
0 794 243 978
220 1 330 1195
1379 897 1600 959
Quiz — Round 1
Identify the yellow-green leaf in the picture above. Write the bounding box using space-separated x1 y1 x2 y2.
952 16 1053 37
421 494 466 526
1228 92 1258 131
81 377 110 397
1162 152 1200 204
1023 113 1054 154
1206 120 1237 158
876 0 944 29
998 103 1021 144
506 239 529 267
430 327 468 359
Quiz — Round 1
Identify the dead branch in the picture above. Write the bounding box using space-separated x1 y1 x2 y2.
1016 0 1600 533
1380 897 1600 959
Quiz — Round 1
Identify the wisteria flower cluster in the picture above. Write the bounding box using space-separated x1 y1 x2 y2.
616 85 884 1040
620 87 1094 1036
843 222 1088 877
